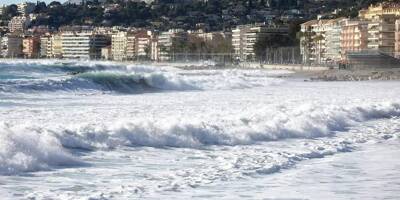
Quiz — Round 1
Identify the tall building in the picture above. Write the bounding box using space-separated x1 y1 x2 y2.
22 36 40 58
126 34 136 60
157 29 185 61
8 16 31 33
395 19 400 58
367 15 396 53
0 36 8 58
232 23 289 60
340 19 369 59
40 35 51 58
324 18 345 62
6 35 23 58
135 31 152 59
61 31 110 59
51 34 63 58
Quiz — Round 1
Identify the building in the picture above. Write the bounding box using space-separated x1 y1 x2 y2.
61 31 110 59
8 16 31 33
359 2 400 20
51 34 63 58
101 46 111 60
40 35 51 58
367 15 396 53
0 36 6 58
324 18 345 62
135 31 152 59
110 31 138 61
0 5 6 16
22 36 40 58
232 23 289 60
6 35 23 58
300 20 322 64
157 29 185 61
232 26 248 60
17 2 35 16
111 31 127 61
150 38 158 61
340 19 369 59
395 19 400 58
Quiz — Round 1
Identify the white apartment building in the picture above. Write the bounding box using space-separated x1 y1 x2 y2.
111 31 128 61
111 31 136 61
367 16 396 53
232 24 289 60
40 35 51 58
0 36 8 58
157 29 185 61
8 16 30 33
324 18 345 62
61 31 110 59
301 19 346 64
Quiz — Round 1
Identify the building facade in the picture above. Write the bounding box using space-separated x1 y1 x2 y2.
233 23 289 60
61 31 110 59
22 36 40 58
8 16 30 33
6 35 23 58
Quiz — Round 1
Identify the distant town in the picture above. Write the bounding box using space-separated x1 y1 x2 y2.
0 0 399 68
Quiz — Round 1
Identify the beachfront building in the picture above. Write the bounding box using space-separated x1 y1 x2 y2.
396 19 400 58
101 46 111 60
61 31 110 59
367 15 396 54
22 36 40 58
150 38 158 61
6 35 23 58
111 31 128 61
157 29 185 61
0 36 7 58
50 34 63 58
40 35 51 58
110 31 137 61
324 18 345 63
135 31 152 59
340 19 369 59
232 23 289 60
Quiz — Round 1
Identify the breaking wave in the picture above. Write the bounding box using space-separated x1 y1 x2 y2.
0 70 283 93
1 102 399 174
0 123 85 175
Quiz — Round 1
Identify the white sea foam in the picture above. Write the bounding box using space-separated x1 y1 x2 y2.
47 102 400 150
0 123 85 175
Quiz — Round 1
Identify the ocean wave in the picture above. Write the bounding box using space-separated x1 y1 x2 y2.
51 102 400 149
0 123 84 175
0 70 282 93
1 102 399 175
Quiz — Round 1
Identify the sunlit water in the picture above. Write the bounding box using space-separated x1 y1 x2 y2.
0 60 399 200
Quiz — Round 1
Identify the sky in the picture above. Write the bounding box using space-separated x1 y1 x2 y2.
2 0 66 5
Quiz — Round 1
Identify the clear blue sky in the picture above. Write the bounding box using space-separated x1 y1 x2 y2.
2 0 66 5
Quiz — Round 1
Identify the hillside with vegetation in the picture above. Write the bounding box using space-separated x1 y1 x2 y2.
0 0 393 31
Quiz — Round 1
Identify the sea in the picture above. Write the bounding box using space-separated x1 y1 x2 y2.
0 60 399 200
